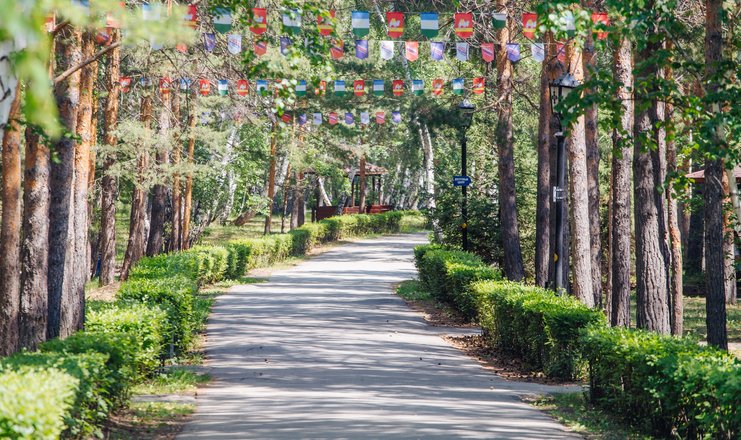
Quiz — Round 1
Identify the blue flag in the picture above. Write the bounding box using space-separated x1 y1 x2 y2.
355 40 369 59
280 37 292 56
345 112 354 125
203 33 216 52
392 111 402 124
430 42 445 61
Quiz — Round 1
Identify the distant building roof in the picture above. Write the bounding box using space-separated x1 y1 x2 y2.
686 167 741 183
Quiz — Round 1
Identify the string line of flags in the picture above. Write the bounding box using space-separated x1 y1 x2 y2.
199 108 404 127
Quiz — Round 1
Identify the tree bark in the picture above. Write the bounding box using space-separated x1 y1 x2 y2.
99 29 120 286
495 6 524 281
535 32 553 288
722 173 736 304
317 176 331 206
48 28 83 340
171 92 182 251
565 43 594 308
359 154 367 211
264 123 277 235
147 91 172 257
121 95 153 279
0 40 22 139
0 84 22 355
281 164 292 233
182 107 196 249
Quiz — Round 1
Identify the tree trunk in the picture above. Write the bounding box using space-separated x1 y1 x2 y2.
281 164 292 233
495 6 524 281
0 40 22 138
48 28 83 340
171 92 182 251
147 91 171 257
722 173 737 304
182 107 196 249
317 176 331 206
535 32 553 288
686 164 704 274
264 123 277 235
0 84 22 355
548 34 565 290
359 155 367 211
564 43 595 308
291 172 304 230
98 29 120 286
121 95 153 279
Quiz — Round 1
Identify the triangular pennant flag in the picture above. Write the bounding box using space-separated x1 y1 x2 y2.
352 11 370 38
282 9 302 35
392 111 402 124
380 41 394 60
531 43 545 62
159 77 171 95
360 112 370 125
473 77 485 94
376 111 385 124
412 79 424 96
296 80 307 97
256 79 268 95
386 12 405 38
506 43 521 62
420 12 439 38
373 80 385 96
227 33 242 54
456 42 469 61
481 42 495 62
120 76 132 93
353 80 365 96
313 113 322 125
199 78 210 95
345 112 354 125
405 41 419 61
432 78 444 96
591 12 609 40
492 12 506 30
299 114 308 126
452 78 465 95
280 37 292 56
392 79 404 96
213 8 232 34
330 39 344 59
522 12 537 39
454 13 474 38
317 10 335 36
334 80 346 97
217 79 229 96
184 4 197 28
203 33 216 52
250 8 267 35
355 40 369 59
236 79 249 96
329 112 338 125
430 41 445 61
254 40 268 56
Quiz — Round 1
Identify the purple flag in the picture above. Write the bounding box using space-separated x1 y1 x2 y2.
299 114 308 126
203 33 216 52
430 41 444 61
345 112 354 125
392 111 402 124
280 36 292 55
506 43 521 62
355 40 368 59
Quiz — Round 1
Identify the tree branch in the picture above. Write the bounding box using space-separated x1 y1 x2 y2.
54 41 122 85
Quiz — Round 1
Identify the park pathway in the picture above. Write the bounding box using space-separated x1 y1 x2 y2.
179 233 581 439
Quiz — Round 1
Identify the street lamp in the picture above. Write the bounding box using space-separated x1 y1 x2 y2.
458 99 475 251
548 72 579 293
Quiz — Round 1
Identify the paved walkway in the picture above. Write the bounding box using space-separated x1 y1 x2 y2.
179 234 581 439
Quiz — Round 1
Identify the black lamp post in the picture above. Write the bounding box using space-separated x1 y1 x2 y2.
459 98 475 251
549 72 579 293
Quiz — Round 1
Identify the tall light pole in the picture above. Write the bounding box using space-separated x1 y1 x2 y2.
549 72 579 293
458 99 475 251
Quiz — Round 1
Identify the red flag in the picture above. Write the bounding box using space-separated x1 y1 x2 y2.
184 4 198 28
254 40 268 56
236 79 249 96
473 77 485 94
392 80 404 96
556 42 566 63
522 12 537 39
282 113 292 124
376 111 385 124
45 14 56 32
199 78 211 95
353 80 365 96
317 10 335 36
120 76 132 92
454 13 473 39
316 80 327 96
432 78 444 96
386 12 404 38
250 8 268 35
481 42 495 63
176 43 188 53
591 12 609 40
95 28 113 46
329 112 338 125
405 41 418 61
159 77 172 94
330 39 344 59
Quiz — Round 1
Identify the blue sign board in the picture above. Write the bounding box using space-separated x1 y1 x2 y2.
453 175 472 187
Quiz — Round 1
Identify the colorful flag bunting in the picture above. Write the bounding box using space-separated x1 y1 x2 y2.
199 78 210 95
213 8 232 34
330 39 344 59
430 42 445 61
481 42 495 62
282 9 302 34
345 112 354 125
392 79 404 96
380 41 394 60
522 12 537 39
531 43 545 62
506 43 520 62
316 80 327 95
562 12 576 37
218 79 228 96
203 33 216 52
591 12 609 40
355 40 369 59
299 114 308 126
329 112 338 125
318 10 335 36
412 79 424 96
373 80 385 96
354 80 365 96
180 78 192 91
296 80 307 97
334 80 346 97
456 42 469 61
250 8 267 35
361 112 370 125
420 12 439 38
492 12 507 30
352 11 370 37
159 77 171 95
280 37 291 55
227 33 242 54
405 41 419 61
256 79 268 95
139 77 150 87
432 78 444 96
282 113 292 124
376 111 385 124
452 78 464 95
386 12 404 38
313 113 322 125
473 77 485 94
392 111 401 124
95 28 112 46
176 43 188 54
184 4 197 28
120 76 132 92
454 13 474 38
254 40 268 56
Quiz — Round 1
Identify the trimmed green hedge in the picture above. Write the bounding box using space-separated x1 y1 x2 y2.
583 325 740 438
0 368 77 440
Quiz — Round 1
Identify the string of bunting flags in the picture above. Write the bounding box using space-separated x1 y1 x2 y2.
197 108 404 127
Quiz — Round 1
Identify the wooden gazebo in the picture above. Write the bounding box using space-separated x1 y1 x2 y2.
312 162 392 221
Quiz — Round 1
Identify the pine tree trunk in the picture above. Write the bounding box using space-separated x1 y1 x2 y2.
722 173 737 304
121 95 152 279
147 91 171 256
182 108 196 249
99 29 120 286
48 28 83 340
281 164 292 233
534 32 553 288
495 6 524 281
359 155 367 211
171 92 182 252
565 43 594 308
0 83 22 355
264 123 277 235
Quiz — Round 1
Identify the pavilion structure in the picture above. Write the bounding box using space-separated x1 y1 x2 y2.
311 162 392 221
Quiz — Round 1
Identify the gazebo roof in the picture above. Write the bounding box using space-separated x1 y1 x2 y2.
686 167 741 183
345 163 388 177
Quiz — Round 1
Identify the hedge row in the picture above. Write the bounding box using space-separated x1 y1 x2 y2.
1 211 421 439
414 244 740 438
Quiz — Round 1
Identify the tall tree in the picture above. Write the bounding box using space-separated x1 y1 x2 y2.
147 90 172 257
182 107 196 249
264 122 278 235
535 32 553 288
171 91 182 252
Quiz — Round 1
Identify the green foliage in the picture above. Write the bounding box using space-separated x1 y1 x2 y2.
85 301 167 377
0 367 77 440
582 326 741 439
473 280 605 380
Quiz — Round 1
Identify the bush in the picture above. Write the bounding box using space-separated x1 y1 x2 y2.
225 240 253 279
1 351 110 438
0 368 77 440
128 246 229 286
582 325 741 438
473 280 604 380
117 276 198 354
85 301 167 377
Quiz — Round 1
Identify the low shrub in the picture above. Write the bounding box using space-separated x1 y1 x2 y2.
473 280 604 380
0 367 77 440
582 325 740 438
225 240 253 279
85 301 167 377
128 246 229 286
